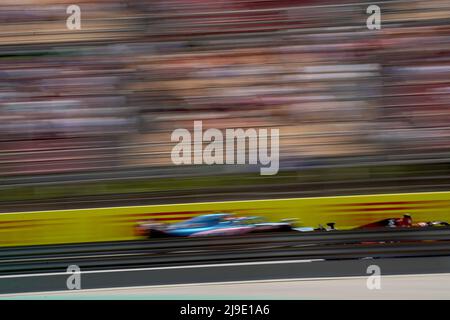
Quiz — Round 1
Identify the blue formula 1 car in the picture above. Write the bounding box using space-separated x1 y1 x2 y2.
135 213 334 238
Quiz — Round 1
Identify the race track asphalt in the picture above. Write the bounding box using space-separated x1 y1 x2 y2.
5 274 449 299
1 256 450 298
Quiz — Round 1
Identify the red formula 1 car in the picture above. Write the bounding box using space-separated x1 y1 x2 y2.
355 214 449 229
356 214 413 229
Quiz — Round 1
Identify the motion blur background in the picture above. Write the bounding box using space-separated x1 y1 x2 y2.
1 0 450 211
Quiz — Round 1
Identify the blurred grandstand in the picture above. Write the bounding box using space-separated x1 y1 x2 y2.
1 0 450 210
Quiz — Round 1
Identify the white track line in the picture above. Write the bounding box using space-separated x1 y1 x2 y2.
0 252 153 263
3 190 449 215
0 259 323 279
2 272 450 297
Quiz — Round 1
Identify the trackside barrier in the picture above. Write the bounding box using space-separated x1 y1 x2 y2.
2 228 450 274
0 191 449 247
